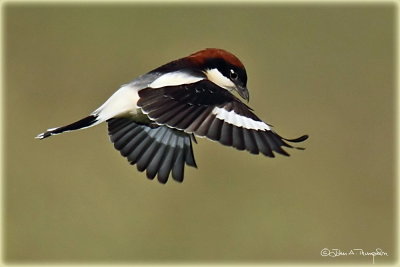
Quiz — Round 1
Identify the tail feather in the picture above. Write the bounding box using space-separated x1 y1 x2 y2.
35 115 98 139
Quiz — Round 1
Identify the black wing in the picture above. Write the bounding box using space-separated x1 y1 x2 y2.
107 118 197 183
138 80 308 157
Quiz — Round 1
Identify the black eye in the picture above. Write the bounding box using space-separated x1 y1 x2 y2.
230 70 238 80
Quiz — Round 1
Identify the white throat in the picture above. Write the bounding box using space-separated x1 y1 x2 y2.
204 68 235 90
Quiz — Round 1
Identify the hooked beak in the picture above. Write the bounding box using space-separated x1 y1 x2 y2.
236 85 249 102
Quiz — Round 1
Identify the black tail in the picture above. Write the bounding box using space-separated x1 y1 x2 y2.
107 118 197 184
36 115 98 139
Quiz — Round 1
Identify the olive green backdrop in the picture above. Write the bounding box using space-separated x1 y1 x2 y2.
4 3 395 264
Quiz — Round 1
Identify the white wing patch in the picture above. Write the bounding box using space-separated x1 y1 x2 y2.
212 107 271 131
149 71 204 88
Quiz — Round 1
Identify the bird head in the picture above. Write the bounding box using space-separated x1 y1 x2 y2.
187 48 249 101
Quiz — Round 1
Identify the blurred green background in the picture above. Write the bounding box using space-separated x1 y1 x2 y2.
4 3 395 264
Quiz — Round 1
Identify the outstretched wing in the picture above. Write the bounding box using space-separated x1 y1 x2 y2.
107 118 197 183
137 80 308 157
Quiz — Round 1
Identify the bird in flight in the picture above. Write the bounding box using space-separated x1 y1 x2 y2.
36 48 308 183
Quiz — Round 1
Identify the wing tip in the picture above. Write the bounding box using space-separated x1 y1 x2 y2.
281 134 309 151
283 134 309 143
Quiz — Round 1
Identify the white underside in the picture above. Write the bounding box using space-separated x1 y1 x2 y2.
93 83 141 121
211 107 271 131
